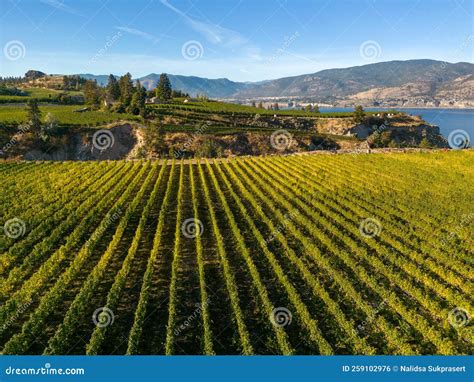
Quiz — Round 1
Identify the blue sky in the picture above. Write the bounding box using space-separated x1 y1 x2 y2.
1 0 472 81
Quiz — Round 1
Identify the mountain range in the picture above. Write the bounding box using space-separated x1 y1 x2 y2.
79 59 474 106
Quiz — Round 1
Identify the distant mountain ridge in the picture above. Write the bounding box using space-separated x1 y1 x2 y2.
77 59 474 105
140 74 248 98
234 60 473 97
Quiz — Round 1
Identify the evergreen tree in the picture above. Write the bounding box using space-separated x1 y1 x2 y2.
419 137 431 148
138 82 147 115
106 74 120 101
83 80 100 105
171 89 189 98
26 99 42 136
155 73 172 101
130 80 147 115
119 72 134 106
354 105 366 124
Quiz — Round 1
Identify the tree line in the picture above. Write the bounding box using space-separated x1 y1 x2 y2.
83 73 188 116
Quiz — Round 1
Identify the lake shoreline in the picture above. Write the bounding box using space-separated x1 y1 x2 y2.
319 106 474 111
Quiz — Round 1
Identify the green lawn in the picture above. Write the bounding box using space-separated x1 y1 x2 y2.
0 105 139 126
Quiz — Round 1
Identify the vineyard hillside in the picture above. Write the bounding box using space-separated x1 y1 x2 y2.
0 151 472 355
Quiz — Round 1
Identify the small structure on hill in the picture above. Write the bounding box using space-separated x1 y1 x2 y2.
145 97 161 104
74 107 89 113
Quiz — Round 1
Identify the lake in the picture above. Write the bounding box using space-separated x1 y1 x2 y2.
319 107 474 140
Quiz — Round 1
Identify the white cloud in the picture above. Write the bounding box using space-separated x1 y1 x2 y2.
159 0 260 58
40 0 85 16
115 26 172 44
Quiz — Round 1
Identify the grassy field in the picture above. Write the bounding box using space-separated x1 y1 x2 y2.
0 105 139 126
0 96 379 130
0 88 83 103
0 151 472 355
